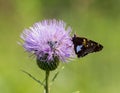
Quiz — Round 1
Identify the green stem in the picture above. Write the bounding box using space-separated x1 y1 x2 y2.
45 70 50 93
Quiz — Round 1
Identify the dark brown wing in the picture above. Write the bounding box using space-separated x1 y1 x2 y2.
72 34 103 58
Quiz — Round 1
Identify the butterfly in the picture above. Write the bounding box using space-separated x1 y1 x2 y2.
72 34 103 58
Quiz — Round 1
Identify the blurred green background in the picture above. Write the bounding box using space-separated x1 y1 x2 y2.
0 0 120 93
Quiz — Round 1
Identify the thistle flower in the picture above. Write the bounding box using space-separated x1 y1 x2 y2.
20 19 74 71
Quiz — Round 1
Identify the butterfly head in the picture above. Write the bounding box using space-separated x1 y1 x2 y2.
72 34 83 44
72 34 76 42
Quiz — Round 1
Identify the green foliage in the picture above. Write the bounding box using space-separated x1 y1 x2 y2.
0 0 120 93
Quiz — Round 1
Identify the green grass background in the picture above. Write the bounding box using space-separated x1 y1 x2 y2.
0 0 120 93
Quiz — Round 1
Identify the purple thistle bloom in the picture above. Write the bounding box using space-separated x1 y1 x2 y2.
20 19 74 63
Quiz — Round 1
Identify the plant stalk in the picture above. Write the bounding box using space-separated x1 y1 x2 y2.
45 70 50 93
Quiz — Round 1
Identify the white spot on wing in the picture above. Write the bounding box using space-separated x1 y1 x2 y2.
76 45 82 53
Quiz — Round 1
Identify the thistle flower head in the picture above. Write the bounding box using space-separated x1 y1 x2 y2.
20 19 74 70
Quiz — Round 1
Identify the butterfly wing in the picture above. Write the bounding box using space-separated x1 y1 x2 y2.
72 35 103 58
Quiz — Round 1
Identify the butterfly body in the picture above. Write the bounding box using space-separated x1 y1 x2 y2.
72 34 103 58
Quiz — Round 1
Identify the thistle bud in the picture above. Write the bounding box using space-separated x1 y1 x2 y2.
37 56 59 71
